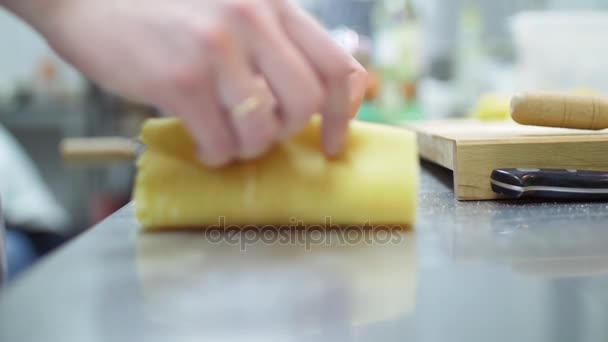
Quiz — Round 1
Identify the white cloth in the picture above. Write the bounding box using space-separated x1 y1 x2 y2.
0 124 68 232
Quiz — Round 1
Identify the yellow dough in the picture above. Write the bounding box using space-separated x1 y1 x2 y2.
134 117 418 230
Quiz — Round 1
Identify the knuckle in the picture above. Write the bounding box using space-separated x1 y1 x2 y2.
324 62 351 83
167 64 211 92
169 65 199 91
225 0 262 24
194 23 231 55
303 84 324 114
355 66 369 83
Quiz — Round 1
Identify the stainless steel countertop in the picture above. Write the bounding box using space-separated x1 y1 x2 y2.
2 162 608 342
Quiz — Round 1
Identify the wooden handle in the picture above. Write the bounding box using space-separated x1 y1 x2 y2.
511 92 608 130
60 137 138 162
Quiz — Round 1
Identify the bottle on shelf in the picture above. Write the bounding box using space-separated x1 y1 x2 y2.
370 0 422 124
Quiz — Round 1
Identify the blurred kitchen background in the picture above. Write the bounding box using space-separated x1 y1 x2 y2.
1 0 608 276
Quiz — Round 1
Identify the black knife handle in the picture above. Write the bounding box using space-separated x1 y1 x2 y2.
491 168 608 200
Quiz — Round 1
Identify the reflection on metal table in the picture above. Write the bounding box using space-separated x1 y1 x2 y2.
1 161 608 342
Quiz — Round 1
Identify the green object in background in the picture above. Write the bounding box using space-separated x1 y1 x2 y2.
356 101 382 123
370 0 424 125
357 100 423 124
402 100 423 122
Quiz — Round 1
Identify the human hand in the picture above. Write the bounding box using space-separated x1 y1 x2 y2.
22 0 367 167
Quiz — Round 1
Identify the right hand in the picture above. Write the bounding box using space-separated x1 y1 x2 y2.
32 0 367 167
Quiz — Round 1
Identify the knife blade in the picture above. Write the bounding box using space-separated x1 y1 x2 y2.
491 168 608 200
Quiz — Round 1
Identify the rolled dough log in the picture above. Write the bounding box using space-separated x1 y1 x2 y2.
134 117 418 230
511 92 608 130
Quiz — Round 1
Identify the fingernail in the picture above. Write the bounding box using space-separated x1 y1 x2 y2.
207 157 229 169
196 147 222 168
195 147 208 164
239 148 258 161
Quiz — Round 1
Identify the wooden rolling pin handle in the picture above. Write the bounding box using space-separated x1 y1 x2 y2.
60 137 138 162
511 92 608 130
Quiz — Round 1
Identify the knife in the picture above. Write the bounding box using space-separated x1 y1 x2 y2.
495 92 608 200
491 168 608 200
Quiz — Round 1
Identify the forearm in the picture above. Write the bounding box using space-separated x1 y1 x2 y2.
1 0 67 34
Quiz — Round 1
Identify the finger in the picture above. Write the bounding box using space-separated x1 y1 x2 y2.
277 2 359 155
348 58 369 118
226 2 324 140
205 25 280 160
173 91 238 168
226 77 279 160
321 74 350 157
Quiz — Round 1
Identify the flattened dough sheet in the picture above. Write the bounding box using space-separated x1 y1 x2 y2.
134 118 418 230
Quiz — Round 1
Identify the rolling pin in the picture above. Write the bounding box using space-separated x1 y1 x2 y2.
511 92 608 130
59 137 139 163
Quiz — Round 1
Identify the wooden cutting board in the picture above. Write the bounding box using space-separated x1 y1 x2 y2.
407 120 608 200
